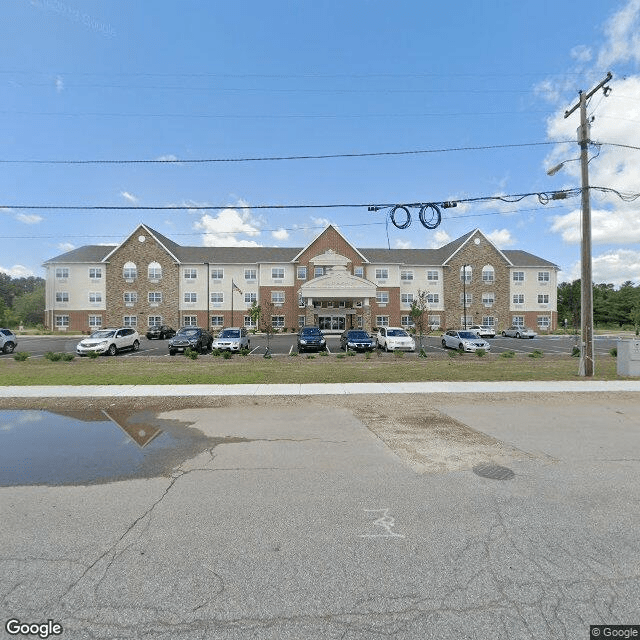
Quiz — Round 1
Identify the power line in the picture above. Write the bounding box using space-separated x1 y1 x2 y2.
0 141 571 165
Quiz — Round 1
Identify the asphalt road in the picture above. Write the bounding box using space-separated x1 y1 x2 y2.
1 392 638 639
1 332 623 359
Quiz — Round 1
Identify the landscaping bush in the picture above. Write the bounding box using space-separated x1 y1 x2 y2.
610 347 617 357
306 354 315 359
239 348 250 356
394 350 405 358
184 348 198 360
61 353 75 361
13 351 30 361
418 348 428 358
571 346 580 357
289 351 298 357
528 349 544 358
87 350 99 359
347 350 356 356
222 351 233 359
211 348 222 357
336 353 346 359
45 351 63 362
475 349 486 357
500 350 515 359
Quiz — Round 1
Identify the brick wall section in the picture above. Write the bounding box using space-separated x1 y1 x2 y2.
105 228 180 330
443 234 511 331
372 288 401 328
295 226 366 279
259 286 298 330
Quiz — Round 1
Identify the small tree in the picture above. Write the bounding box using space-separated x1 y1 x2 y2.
409 289 431 352
249 300 276 354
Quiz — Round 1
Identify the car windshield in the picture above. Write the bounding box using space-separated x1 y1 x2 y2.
220 330 240 338
302 329 321 336
387 329 408 337
347 331 370 339
177 328 199 336
90 330 115 338
459 331 479 339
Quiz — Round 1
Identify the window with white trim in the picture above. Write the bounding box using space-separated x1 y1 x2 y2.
427 293 439 304
244 268 257 281
148 292 162 304
55 292 69 303
271 291 285 304
314 266 325 277
538 294 549 304
513 294 524 304
271 315 285 328
244 315 257 328
401 315 413 327
428 315 441 328
123 316 137 327
124 292 137 304
184 292 197 303
538 271 550 282
148 262 162 280
210 292 224 304
538 316 551 328
210 268 224 280
244 292 257 304
427 270 439 281
184 268 197 279
460 315 473 327
55 267 69 279
298 315 306 328
513 271 525 282
460 266 472 283
210 316 224 327
89 292 102 303
89 267 102 279
183 316 197 326
148 316 162 327
376 291 389 304
401 293 414 305
401 270 414 282
375 268 389 280
271 267 285 279
123 262 137 280
512 316 524 327
482 316 495 327
482 265 495 282
55 315 69 327
88 315 102 328
460 293 473 305
297 266 307 280
354 266 364 278
376 316 389 327
482 292 494 306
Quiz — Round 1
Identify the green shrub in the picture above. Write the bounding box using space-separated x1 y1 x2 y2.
306 354 315 359
87 350 99 359
336 353 346 359
45 351 63 362
528 349 544 358
239 348 250 356
289 351 299 357
319 350 328 356
394 350 405 358
365 351 372 360
184 348 199 360
500 350 515 359
571 346 580 357
347 350 356 356
13 351 30 361
610 347 617 357
211 348 221 357
222 351 233 359
475 349 486 357
61 353 75 361
447 350 457 358
418 348 428 358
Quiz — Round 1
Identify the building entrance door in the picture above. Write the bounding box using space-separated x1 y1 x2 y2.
318 316 345 331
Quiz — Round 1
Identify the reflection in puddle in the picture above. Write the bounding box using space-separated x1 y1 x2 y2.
0 409 217 486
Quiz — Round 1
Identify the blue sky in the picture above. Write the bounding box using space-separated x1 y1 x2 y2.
2 1 639 285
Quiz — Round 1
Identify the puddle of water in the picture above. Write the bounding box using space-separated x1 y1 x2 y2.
0 409 219 486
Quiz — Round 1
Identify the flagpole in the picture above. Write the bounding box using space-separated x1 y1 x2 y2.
231 280 234 327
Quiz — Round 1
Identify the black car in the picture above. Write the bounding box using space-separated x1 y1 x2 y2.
146 325 176 340
339 329 375 352
168 327 213 355
297 326 327 353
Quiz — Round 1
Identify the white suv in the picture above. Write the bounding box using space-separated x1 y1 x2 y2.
0 328 18 354
212 327 250 351
76 327 140 356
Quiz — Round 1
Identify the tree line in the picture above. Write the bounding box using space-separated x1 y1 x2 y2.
0 273 45 327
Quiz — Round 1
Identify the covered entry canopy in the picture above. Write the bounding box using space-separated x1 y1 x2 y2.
299 265 376 300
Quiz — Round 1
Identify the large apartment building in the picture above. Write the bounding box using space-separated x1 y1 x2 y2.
43 223 559 333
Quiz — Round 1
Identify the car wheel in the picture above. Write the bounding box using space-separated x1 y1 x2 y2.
169 349 176 356
515 332 521 339
458 343 464 352
108 344 117 356
3 342 15 354
441 339 447 348
502 332 506 337
132 340 140 351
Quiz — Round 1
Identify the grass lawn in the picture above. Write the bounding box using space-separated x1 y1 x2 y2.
0 352 625 386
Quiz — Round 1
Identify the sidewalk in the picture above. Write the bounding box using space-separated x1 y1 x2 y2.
2 380 640 397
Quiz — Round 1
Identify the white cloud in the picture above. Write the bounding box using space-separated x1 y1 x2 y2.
155 154 178 162
486 228 516 247
563 248 640 285
570 45 592 63
597 0 640 68
0 264 35 278
55 75 64 93
194 200 262 247
551 207 640 245
15 213 42 224
393 239 413 249
57 242 75 252
272 228 289 241
121 191 138 203
428 230 452 248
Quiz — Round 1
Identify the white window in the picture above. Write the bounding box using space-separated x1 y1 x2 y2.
428 315 441 328
89 267 102 279
210 316 224 327
376 316 390 327
148 292 162 304
123 316 137 327
401 293 414 305
427 293 439 304
271 291 285 304
482 292 494 306
89 315 102 328
183 316 197 327
271 267 285 279
123 262 137 280
401 315 413 327
210 268 224 280
460 315 473 327
460 293 473 305
512 316 524 327
184 268 197 279
401 270 414 282
297 266 307 280
244 315 256 328
55 292 69 303
184 292 197 303
376 291 389 304
538 271 550 282
460 266 472 283
124 292 137 304
354 266 364 278
244 269 257 281
55 267 69 279
513 271 525 282
148 262 162 280
427 270 439 281
210 292 224 304
538 316 551 328
271 315 285 328
513 294 524 304
298 315 306 328
482 316 495 327
55 315 69 327
89 292 102 303
244 292 257 304
538 294 549 304
148 316 162 327
375 268 389 280
314 266 325 277
482 265 495 282
357 316 364 328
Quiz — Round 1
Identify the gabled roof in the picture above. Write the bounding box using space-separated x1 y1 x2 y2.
504 250 558 268
442 229 513 266
43 245 116 265
291 224 370 263
102 223 181 263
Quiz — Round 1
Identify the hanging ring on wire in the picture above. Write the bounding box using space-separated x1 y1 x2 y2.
390 205 411 229
418 203 441 229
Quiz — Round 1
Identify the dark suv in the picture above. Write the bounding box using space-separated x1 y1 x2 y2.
146 325 176 340
297 326 326 353
168 327 213 355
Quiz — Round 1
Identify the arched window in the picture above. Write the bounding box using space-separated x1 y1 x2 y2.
482 265 494 282
460 265 472 283
148 261 162 280
123 261 137 280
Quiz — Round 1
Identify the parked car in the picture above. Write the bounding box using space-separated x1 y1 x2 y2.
441 330 491 353
467 324 496 339
339 329 376 352
76 327 140 356
146 325 176 340
168 327 213 355
297 326 327 353
376 327 416 352
0 328 17 354
212 327 250 351
502 326 537 339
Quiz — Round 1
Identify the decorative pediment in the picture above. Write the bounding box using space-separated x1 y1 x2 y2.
299 265 376 298
310 250 351 267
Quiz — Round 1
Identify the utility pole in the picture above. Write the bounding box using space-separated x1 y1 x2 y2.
563 72 612 377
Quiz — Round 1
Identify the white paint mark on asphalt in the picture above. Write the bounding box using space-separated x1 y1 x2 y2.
360 508 405 538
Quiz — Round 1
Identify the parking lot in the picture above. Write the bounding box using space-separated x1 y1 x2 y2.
1 331 623 359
